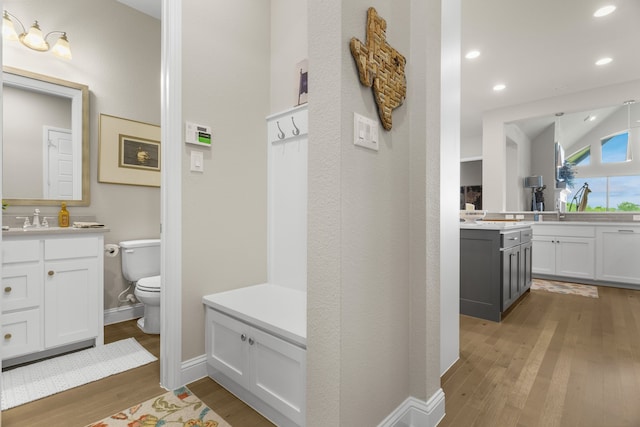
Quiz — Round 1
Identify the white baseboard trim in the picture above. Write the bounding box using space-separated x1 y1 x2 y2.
104 304 144 325
181 354 208 386
378 389 446 427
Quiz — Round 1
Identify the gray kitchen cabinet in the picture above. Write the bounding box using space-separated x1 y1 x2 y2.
460 225 532 322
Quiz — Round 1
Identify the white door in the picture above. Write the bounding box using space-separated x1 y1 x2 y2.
43 127 74 200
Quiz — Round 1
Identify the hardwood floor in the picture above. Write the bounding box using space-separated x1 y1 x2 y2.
440 285 640 427
2 319 273 427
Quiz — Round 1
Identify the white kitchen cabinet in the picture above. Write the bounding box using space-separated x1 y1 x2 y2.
1 232 105 364
596 226 640 285
206 307 306 427
532 224 595 279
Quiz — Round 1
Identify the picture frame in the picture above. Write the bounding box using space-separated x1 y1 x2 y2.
296 58 308 106
119 135 160 172
98 114 161 187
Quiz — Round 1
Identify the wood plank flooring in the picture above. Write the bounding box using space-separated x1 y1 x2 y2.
440 285 640 427
2 319 273 427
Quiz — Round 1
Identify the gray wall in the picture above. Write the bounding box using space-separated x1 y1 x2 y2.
306 0 451 424
180 0 271 361
2 0 161 310
461 160 482 186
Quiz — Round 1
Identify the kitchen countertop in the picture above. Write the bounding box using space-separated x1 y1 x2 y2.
531 221 640 227
460 221 533 231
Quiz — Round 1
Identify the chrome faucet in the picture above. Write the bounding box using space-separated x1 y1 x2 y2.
32 209 41 227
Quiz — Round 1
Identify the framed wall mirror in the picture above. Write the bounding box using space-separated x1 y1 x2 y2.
2 66 89 206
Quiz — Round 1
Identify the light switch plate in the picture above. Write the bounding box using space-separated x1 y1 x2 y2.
353 113 379 151
190 150 204 172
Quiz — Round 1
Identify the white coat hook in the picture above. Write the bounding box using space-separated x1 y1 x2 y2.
291 116 300 136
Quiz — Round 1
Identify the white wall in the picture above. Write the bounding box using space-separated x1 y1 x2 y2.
2 0 161 310
566 105 640 178
461 134 482 159
483 79 640 211
530 124 555 211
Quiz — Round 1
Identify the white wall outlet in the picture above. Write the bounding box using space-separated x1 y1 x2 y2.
353 112 379 151
633 215 640 221
515 214 525 220
190 150 204 172
505 214 514 219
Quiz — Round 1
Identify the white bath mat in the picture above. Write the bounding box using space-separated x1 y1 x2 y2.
1 338 157 410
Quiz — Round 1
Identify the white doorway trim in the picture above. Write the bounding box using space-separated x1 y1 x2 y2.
160 0 183 390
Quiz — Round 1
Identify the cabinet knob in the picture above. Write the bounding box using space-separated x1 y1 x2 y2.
48 270 55 276
4 286 12 293
248 337 255 345
240 334 247 342
4 333 12 340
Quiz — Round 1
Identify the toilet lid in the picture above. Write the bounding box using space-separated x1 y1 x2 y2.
137 275 161 292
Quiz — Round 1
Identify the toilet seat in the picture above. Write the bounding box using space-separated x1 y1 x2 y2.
136 275 161 292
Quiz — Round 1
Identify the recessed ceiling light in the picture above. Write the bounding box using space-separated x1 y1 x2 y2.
493 83 506 91
595 57 612 66
594 5 616 17
465 50 480 59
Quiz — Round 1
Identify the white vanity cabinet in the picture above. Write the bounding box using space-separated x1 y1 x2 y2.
2 240 43 359
1 232 104 364
596 225 640 285
532 224 595 279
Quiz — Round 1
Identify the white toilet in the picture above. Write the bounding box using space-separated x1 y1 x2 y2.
119 239 161 334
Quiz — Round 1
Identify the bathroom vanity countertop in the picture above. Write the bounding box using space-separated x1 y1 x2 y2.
2 226 110 236
203 283 306 348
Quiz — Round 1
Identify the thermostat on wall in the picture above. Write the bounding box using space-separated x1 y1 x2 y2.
185 121 212 147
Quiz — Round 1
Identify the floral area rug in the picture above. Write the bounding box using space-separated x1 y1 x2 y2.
85 386 231 427
531 278 599 298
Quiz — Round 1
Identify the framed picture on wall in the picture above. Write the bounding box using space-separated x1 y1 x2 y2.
98 114 161 187
296 59 308 106
119 135 160 172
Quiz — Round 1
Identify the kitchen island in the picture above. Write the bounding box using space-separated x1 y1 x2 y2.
460 222 533 322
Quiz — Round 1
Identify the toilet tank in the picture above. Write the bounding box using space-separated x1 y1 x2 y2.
119 239 161 282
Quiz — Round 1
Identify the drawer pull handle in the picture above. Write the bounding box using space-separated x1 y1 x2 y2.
4 333 12 340
248 337 255 345
240 334 247 342
4 286 12 293
509 237 518 241
618 229 635 233
48 270 55 276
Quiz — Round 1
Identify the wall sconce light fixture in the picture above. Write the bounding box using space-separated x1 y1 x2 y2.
2 10 72 59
